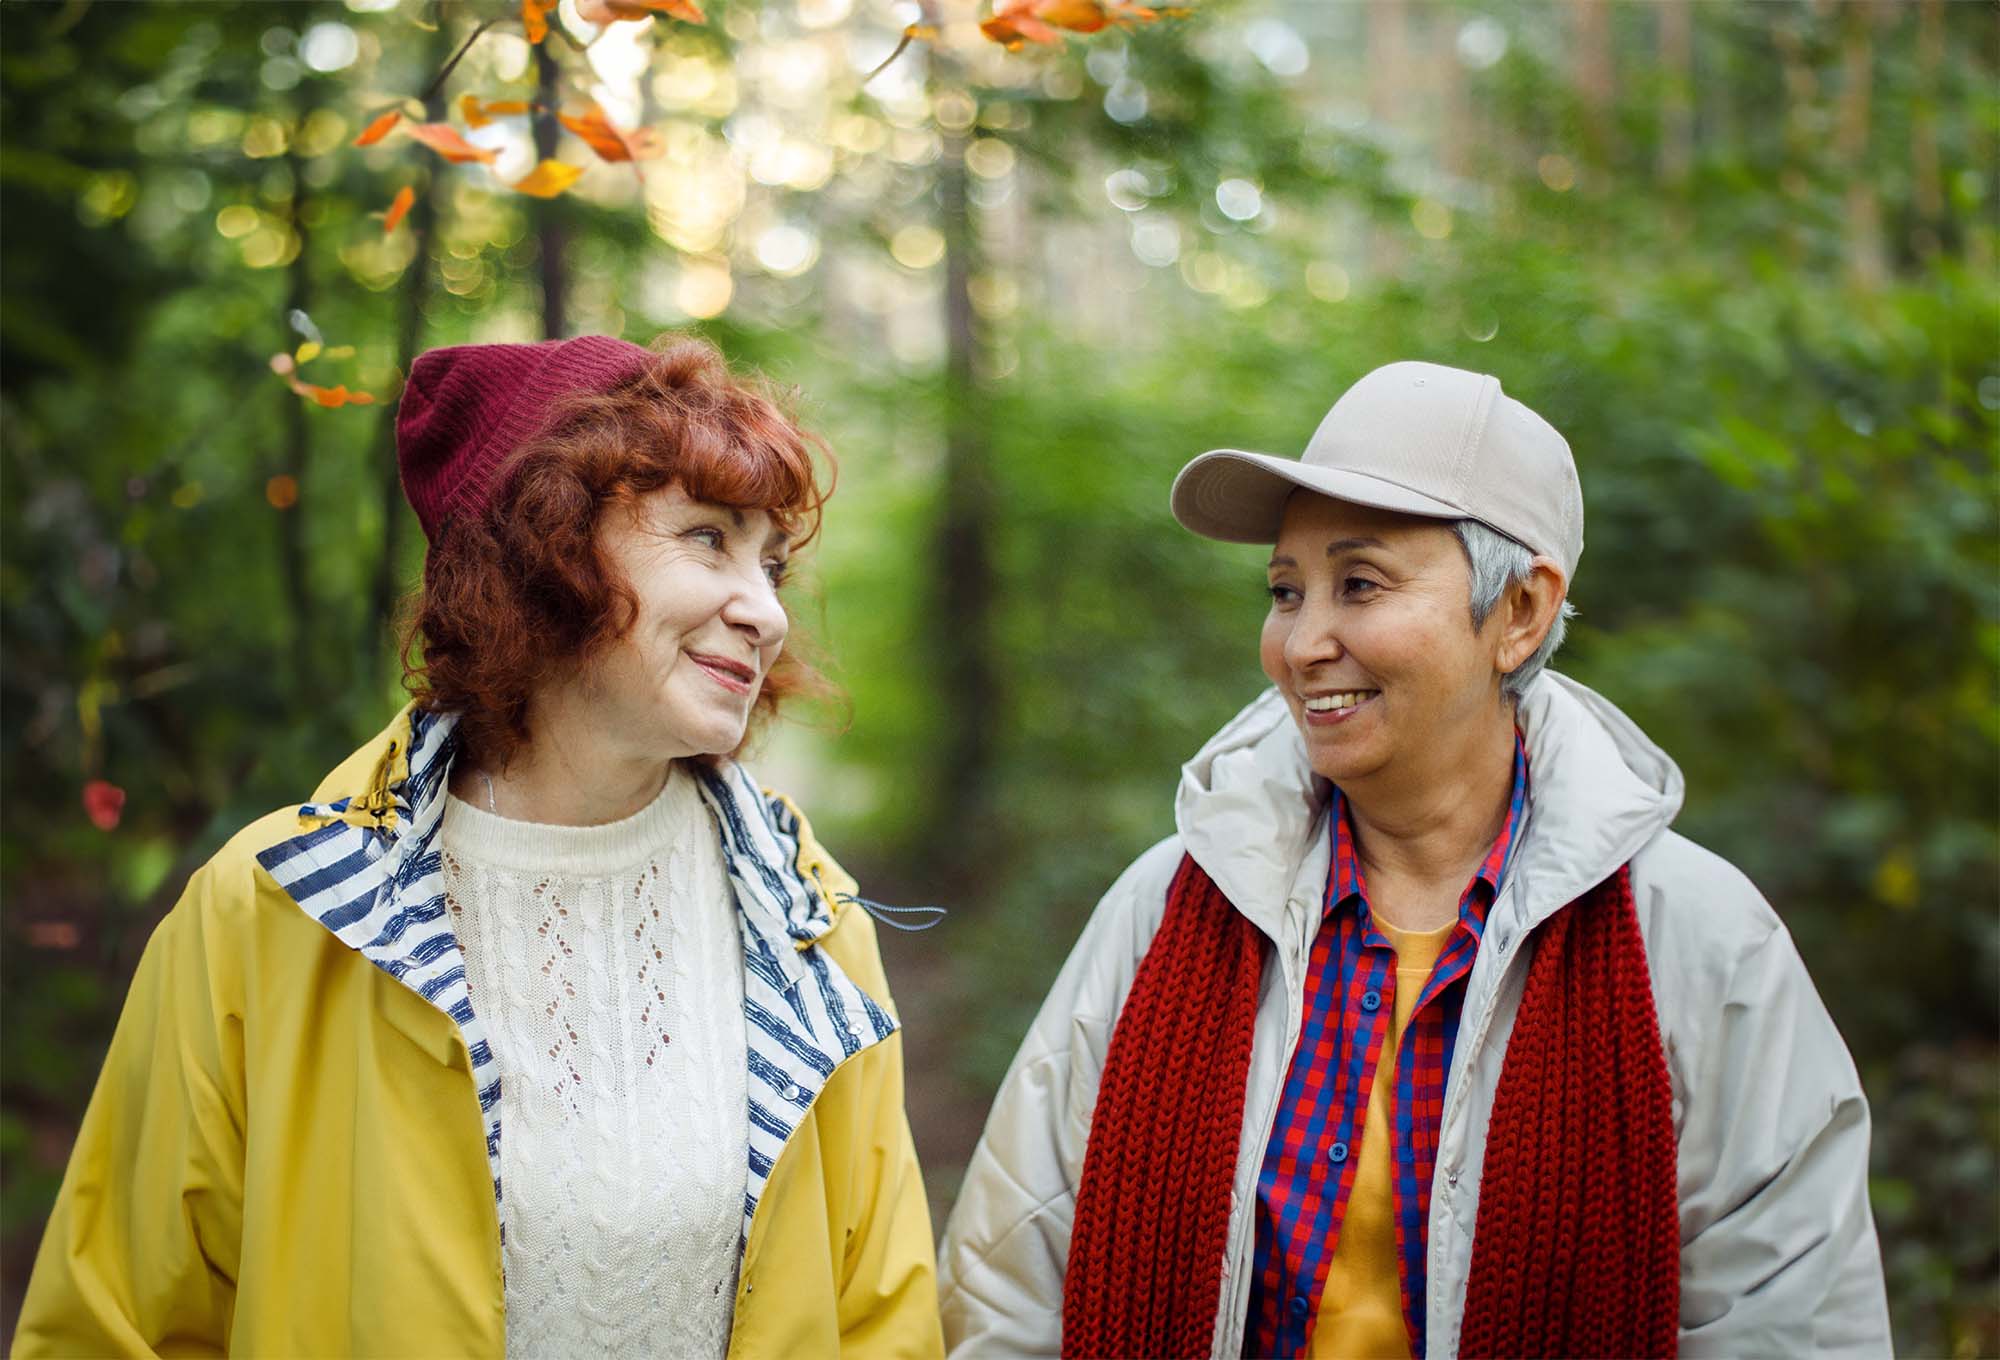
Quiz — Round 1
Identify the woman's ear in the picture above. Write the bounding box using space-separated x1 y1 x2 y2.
1493 556 1567 674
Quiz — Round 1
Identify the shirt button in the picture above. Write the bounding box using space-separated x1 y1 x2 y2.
1289 1295 1310 1320
1329 1142 1350 1164
1361 989 1382 1013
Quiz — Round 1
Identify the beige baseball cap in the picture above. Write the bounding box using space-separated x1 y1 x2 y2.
1170 360 1584 579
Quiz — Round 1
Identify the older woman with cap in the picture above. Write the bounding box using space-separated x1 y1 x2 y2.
18 335 943 1359
939 362 1889 1359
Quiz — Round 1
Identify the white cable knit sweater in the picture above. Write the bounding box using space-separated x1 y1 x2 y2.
440 764 747 1359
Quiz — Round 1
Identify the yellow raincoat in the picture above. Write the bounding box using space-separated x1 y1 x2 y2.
16 708 943 1358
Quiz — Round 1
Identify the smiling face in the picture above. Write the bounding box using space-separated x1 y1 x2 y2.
576 482 792 762
1261 493 1517 792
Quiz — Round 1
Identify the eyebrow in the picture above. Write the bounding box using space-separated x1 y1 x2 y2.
762 527 790 554
1267 536 1388 570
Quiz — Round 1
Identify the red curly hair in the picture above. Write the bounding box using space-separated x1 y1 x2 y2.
403 337 834 770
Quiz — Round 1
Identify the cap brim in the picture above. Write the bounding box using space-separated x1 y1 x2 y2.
1171 449 1468 543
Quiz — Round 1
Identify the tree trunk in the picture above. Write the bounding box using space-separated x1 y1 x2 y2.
1365 0 1408 273
1571 0 1616 168
366 15 451 678
1657 0 1694 189
1434 19 1469 181
279 150 313 687
534 40 567 339
1834 0 1884 291
925 128 1000 875
1910 0 1944 260
1771 19 1817 266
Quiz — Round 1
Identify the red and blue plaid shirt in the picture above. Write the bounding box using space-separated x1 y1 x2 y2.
1245 734 1528 1359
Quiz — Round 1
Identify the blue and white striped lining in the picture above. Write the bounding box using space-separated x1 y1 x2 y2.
254 707 896 1246
691 762 900 1237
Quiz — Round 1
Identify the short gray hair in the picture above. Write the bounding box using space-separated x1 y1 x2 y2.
1450 519 1574 704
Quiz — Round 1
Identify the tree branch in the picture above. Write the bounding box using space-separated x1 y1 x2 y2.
420 12 504 105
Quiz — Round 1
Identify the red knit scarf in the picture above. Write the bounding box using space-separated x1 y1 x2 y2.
1062 856 1678 1360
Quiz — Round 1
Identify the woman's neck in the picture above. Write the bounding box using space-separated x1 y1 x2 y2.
450 692 676 827
1341 712 1519 931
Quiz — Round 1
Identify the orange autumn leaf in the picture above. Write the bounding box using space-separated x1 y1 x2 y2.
382 185 416 234
981 13 1060 46
510 159 586 197
272 343 374 410
977 0 1166 45
354 109 402 146
306 384 376 408
461 95 536 128
577 0 706 22
1035 0 1111 33
981 0 1062 46
522 0 559 43
558 104 665 163
404 122 499 164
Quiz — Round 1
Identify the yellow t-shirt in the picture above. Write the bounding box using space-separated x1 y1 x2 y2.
1306 915 1455 1360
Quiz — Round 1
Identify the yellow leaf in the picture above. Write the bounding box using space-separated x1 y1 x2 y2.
511 159 585 197
295 340 323 364
1872 849 1920 910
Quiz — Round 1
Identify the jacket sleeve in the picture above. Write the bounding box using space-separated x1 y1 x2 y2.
937 839 1181 1360
1674 922 1891 1358
775 803 945 1359
834 1023 945 1360
15 862 248 1359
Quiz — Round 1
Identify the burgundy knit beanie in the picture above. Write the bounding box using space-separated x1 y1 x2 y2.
395 335 656 542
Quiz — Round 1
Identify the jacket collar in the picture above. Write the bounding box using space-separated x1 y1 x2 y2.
254 705 896 1245
1174 671 1683 941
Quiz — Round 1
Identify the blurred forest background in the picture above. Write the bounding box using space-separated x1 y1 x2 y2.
2 0 1995 1349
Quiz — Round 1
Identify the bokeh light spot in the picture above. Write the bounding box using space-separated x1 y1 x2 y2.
1537 154 1576 192
1412 197 1452 239
890 224 945 270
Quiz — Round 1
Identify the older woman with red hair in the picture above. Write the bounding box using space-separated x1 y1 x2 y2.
18 336 944 1359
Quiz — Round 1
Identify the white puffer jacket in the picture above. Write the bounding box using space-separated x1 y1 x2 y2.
939 672 1890 1358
